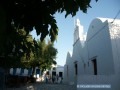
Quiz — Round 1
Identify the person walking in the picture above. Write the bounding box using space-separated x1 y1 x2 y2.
52 75 55 84
45 75 48 83
60 77 63 84
56 74 59 83
48 75 52 83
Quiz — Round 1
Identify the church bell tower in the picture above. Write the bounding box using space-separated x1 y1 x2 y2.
73 19 85 47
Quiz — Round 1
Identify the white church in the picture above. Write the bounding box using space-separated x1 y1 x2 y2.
63 17 120 90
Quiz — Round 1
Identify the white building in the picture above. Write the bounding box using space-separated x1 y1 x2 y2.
64 17 120 90
43 65 64 83
47 65 64 78
9 67 41 77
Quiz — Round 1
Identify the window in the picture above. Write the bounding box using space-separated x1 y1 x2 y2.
59 72 63 77
74 63 78 75
92 59 97 75
52 71 56 76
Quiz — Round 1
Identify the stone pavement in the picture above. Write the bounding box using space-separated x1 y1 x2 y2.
6 82 77 90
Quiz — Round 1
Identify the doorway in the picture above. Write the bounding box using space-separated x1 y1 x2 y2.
74 62 78 75
92 59 97 75
59 72 63 77
52 71 56 76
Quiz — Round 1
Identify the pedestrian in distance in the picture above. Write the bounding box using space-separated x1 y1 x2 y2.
56 74 59 83
60 77 63 84
52 75 55 84
45 75 48 83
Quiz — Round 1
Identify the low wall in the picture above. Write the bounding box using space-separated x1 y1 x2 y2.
77 75 120 90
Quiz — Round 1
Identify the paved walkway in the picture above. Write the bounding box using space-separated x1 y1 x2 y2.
6 83 77 90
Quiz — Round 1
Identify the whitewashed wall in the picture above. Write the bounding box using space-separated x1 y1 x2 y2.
85 18 114 75
109 20 120 74
49 65 64 77
77 18 120 90
64 18 120 90
64 51 75 84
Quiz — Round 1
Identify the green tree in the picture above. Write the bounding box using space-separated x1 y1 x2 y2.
40 40 57 71
0 0 98 41
20 39 57 75
35 40 57 73
0 28 38 69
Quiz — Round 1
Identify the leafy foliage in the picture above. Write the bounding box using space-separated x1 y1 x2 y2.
21 39 57 73
0 0 98 42
0 27 37 68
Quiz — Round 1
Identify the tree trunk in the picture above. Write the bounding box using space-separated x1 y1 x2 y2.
32 67 35 77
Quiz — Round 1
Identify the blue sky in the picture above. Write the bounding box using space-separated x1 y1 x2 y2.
31 0 120 66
